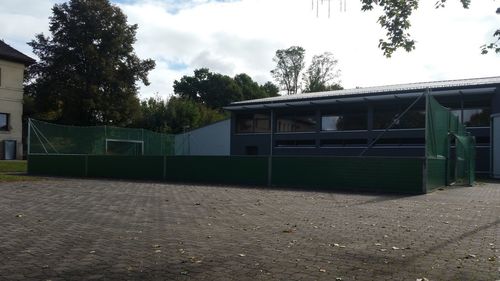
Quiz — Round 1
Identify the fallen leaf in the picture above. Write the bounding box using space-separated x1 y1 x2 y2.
319 269 326 273
392 246 400 250
238 253 246 257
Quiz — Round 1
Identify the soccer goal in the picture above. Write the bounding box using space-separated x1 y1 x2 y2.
105 138 144 156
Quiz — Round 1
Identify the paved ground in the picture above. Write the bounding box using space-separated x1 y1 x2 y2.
0 178 498 281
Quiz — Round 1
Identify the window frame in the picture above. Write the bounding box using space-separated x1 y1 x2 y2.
0 112 10 131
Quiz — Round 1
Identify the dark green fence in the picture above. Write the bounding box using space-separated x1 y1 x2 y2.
28 155 427 194
272 156 424 193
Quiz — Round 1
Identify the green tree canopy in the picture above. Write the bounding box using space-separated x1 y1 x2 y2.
271 46 305 95
302 52 342 93
260 81 280 97
27 0 155 126
165 97 226 134
173 68 277 108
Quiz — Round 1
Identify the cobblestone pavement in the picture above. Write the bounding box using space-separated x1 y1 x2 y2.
0 178 498 281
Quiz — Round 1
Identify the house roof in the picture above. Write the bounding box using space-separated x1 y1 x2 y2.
0 40 35 65
226 76 500 110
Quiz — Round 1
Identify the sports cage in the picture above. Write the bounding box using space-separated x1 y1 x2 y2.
27 92 476 193
28 119 175 156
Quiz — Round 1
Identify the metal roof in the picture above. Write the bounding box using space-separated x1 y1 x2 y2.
0 40 35 65
228 76 500 109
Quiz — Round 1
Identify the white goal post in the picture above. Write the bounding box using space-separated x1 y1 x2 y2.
105 139 144 155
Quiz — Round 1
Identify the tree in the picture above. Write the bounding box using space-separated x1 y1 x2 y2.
173 68 242 109
302 52 342 93
271 46 305 95
260 81 280 97
27 0 155 126
134 96 170 133
360 0 499 56
234 73 268 100
165 97 226 134
174 69 278 108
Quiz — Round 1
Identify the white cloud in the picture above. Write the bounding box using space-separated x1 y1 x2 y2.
0 0 499 99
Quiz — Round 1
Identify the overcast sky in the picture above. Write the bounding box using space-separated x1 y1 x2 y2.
1 0 499 99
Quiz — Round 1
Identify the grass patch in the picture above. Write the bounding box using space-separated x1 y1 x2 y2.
0 160 27 173
0 160 40 182
0 173 38 182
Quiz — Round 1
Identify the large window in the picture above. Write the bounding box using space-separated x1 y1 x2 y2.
321 112 367 131
236 113 271 133
463 108 490 127
374 108 425 129
0 113 9 131
450 108 490 127
277 113 316 132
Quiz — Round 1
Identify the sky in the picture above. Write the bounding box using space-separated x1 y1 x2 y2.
0 0 499 100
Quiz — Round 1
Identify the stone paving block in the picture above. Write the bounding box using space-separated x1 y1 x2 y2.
0 178 498 280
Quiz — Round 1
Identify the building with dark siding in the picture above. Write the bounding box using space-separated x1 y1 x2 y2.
225 77 500 176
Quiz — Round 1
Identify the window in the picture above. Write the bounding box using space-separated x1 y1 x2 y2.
321 112 367 131
320 139 367 147
277 113 316 132
374 108 425 129
463 108 490 127
236 113 271 133
275 139 315 147
0 113 9 131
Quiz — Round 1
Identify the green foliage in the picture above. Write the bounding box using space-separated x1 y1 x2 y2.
0 161 27 173
165 97 226 134
173 68 277 108
481 28 500 54
271 46 305 95
260 81 280 97
26 0 155 126
134 96 170 133
359 0 500 57
303 52 342 93
173 68 242 108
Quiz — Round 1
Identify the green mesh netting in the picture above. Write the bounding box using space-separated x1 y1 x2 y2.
29 119 175 156
426 95 475 185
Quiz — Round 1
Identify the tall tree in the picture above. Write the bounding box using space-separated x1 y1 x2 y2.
174 69 277 108
302 52 342 93
260 81 280 97
165 97 226 134
271 46 305 95
234 73 267 100
134 96 170 133
173 68 242 109
27 0 155 126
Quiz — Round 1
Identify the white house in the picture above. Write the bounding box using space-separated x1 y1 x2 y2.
0 40 35 159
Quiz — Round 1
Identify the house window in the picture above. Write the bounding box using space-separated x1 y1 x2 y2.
0 113 9 131
236 113 271 133
277 113 316 132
